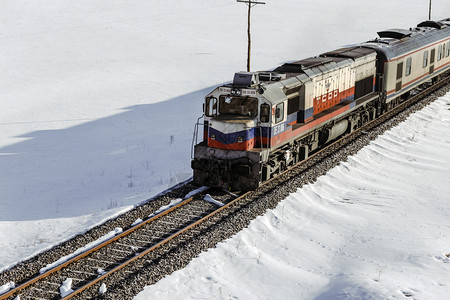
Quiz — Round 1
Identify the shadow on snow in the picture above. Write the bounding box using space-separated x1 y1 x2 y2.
0 86 215 221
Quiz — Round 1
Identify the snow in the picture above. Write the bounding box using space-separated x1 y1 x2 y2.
184 186 209 199
147 199 184 218
97 268 106 276
59 278 73 297
131 218 143 227
135 95 450 300
99 283 107 295
203 194 225 207
39 227 122 274
0 0 449 299
0 282 15 296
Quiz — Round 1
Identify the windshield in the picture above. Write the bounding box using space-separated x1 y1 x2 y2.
219 95 258 117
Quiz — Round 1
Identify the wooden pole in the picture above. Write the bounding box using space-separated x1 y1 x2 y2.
428 0 432 20
237 0 266 72
247 3 251 72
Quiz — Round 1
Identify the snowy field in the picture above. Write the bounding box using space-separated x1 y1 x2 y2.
135 95 450 299
1 0 449 298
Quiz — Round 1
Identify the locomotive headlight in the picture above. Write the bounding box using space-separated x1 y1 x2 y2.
210 133 216 140
237 136 243 143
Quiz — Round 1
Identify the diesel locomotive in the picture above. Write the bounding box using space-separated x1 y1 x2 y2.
191 18 450 191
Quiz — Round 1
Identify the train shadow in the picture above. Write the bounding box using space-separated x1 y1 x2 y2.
0 86 215 222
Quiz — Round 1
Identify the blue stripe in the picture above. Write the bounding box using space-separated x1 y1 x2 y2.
209 127 255 145
340 95 354 102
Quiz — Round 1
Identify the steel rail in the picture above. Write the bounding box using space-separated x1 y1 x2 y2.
62 191 249 299
65 76 450 298
2 75 448 300
63 74 450 298
0 196 196 300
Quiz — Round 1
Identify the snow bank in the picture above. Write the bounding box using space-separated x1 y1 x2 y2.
135 95 450 299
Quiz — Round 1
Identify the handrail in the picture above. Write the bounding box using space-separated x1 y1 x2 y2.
191 114 204 159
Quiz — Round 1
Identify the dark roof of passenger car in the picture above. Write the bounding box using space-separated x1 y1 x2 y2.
361 18 450 60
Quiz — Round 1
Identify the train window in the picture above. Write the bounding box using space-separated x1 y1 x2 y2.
437 45 443 61
260 103 270 123
205 96 217 117
423 51 429 68
275 103 284 123
405 57 412 76
446 42 450 57
430 49 435 63
218 95 258 117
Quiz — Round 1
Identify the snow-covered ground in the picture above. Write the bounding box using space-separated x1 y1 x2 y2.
1 0 449 298
135 95 450 300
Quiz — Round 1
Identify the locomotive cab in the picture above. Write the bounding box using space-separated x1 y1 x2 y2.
207 95 258 151
192 72 271 190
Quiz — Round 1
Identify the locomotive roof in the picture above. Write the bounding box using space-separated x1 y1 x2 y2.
362 18 450 60
321 46 376 60
273 46 375 78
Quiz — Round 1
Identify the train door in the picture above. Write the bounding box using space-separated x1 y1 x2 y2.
395 61 403 92
429 48 436 74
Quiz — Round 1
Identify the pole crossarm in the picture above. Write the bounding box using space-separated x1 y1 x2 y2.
237 0 266 5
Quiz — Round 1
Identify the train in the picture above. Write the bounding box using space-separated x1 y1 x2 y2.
191 18 450 191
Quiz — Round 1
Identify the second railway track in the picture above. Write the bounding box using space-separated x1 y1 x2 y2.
1 76 449 299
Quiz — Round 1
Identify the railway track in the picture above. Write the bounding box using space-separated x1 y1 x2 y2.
0 188 244 299
1 75 449 299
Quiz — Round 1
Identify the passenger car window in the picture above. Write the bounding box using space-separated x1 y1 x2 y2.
405 57 412 76
423 51 428 68
438 45 443 61
275 103 284 123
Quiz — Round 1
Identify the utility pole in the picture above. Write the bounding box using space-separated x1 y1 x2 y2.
237 0 265 72
428 0 432 20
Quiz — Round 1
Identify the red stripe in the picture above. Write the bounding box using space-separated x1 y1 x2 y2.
208 138 255 151
387 60 450 95
269 103 352 148
386 37 450 62
314 86 355 115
